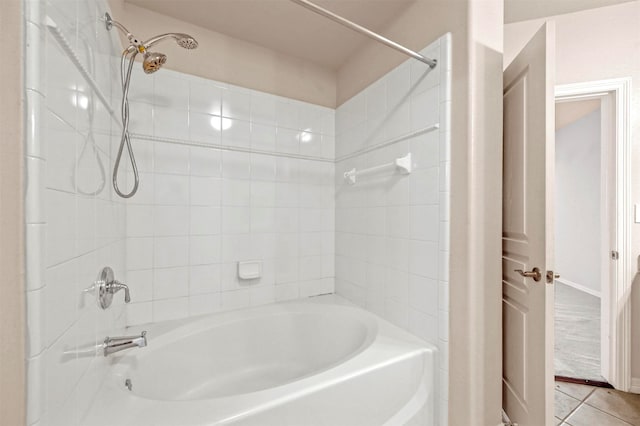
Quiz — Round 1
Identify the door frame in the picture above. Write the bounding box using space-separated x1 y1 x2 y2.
555 78 631 391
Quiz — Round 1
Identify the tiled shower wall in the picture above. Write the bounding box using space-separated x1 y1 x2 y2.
24 0 127 425
122 68 336 325
334 34 451 425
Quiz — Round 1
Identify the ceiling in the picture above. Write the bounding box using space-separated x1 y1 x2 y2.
504 0 635 23
555 99 601 130
125 0 637 70
125 0 416 70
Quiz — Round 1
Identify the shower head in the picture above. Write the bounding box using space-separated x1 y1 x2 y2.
104 13 198 74
142 33 199 50
176 35 198 50
142 51 167 74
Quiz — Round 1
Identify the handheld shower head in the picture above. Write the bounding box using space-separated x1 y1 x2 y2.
175 34 198 49
142 51 167 74
142 33 199 50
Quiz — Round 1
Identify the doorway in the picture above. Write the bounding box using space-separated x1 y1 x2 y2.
501 21 634 423
553 97 609 384
554 78 632 391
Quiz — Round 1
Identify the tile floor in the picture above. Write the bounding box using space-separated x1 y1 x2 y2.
555 381 640 425
555 282 603 381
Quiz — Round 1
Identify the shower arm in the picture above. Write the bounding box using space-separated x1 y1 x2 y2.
142 33 184 49
105 13 146 52
105 17 131 37
105 14 193 52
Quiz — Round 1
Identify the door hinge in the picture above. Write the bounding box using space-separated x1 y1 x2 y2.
611 250 619 260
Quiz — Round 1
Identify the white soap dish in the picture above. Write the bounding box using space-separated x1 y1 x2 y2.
238 261 262 280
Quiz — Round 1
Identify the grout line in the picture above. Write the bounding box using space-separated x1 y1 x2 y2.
555 384 597 422
581 400 634 425
582 389 637 425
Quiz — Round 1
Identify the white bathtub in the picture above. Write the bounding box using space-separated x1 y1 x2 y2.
84 296 436 426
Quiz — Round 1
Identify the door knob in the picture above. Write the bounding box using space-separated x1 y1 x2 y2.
546 270 560 284
514 267 542 282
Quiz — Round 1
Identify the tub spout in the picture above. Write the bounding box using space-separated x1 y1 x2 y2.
104 331 147 356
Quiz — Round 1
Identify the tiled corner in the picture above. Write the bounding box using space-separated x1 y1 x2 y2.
334 33 451 423
24 0 129 424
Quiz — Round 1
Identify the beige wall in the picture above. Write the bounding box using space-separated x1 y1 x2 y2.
338 1 504 424
505 1 640 385
108 0 337 107
0 0 26 423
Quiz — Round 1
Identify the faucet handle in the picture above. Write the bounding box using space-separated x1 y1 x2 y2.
111 280 131 303
96 267 132 309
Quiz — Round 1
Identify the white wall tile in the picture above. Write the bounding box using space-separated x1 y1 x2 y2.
251 123 277 152
154 106 188 141
251 94 276 125
222 118 251 148
190 206 221 235
26 157 47 225
222 234 252 263
26 354 44 425
25 3 129 423
190 146 221 176
334 35 450 412
221 289 250 311
189 293 221 316
127 204 154 237
154 71 189 110
222 179 251 206
408 274 439 316
189 82 222 115
222 206 251 234
250 285 276 306
189 235 221 265
190 176 221 206
190 264 221 295
26 289 46 357
222 89 251 120
409 205 439 241
250 154 277 181
125 302 153 326
153 205 189 236
153 236 189 268
26 224 46 291
126 269 153 302
189 111 222 144
127 237 153 270
222 151 251 179
408 308 438 342
154 142 190 175
276 100 299 129
409 240 439 279
153 266 189 299
153 297 189 322
251 181 276 207
275 282 299 301
154 173 189 205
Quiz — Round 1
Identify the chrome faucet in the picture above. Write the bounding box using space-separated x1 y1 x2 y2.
95 266 131 309
107 280 131 303
104 331 147 356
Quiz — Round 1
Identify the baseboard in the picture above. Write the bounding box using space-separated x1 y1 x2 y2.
630 378 640 394
556 278 601 298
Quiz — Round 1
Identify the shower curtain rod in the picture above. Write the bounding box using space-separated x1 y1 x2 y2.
288 0 437 68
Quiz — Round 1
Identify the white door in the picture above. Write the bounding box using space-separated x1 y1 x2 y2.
502 22 555 426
